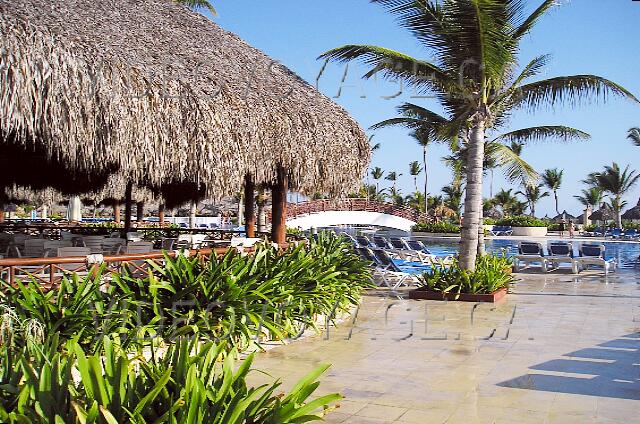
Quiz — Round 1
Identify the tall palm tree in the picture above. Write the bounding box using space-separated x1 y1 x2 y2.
385 171 401 192
628 127 640 147
371 167 385 195
574 187 603 210
408 161 423 194
541 169 564 215
411 130 431 214
593 163 640 228
320 0 636 270
516 183 549 218
175 0 216 15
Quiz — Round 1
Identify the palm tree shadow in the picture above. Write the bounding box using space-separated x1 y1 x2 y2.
498 332 640 400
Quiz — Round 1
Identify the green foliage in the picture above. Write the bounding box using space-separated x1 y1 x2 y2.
0 234 371 352
0 335 338 423
495 216 547 227
418 254 515 295
412 221 460 233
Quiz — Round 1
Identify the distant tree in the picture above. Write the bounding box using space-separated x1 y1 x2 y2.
517 183 549 217
371 167 385 194
592 163 640 227
542 169 564 215
408 161 422 193
442 182 464 216
175 0 216 15
628 127 640 146
574 187 603 210
385 171 401 192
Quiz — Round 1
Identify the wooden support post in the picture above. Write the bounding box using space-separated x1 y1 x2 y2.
124 182 133 234
271 166 288 245
244 175 256 238
136 201 144 223
0 208 4 223
113 201 121 225
158 203 166 226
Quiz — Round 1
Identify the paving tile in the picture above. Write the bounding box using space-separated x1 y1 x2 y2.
353 404 408 421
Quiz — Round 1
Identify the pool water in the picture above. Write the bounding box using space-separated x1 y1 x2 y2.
423 239 640 269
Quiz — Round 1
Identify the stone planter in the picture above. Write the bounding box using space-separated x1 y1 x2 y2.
511 226 547 237
408 287 508 303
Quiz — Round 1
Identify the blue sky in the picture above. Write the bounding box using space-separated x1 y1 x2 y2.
211 0 640 217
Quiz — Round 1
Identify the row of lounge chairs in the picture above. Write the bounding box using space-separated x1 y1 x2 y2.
488 226 513 236
582 227 640 240
347 234 454 266
515 241 616 275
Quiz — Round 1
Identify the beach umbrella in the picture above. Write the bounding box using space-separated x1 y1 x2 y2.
552 210 578 223
621 199 640 220
589 203 615 221
0 0 370 201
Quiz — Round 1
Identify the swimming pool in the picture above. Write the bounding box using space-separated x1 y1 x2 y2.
423 239 640 269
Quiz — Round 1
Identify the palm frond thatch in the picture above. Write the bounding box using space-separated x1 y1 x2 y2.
0 0 369 202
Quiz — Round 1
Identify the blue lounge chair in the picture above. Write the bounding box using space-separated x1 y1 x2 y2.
514 242 547 272
609 228 624 239
547 242 580 274
356 247 418 289
622 229 640 240
372 236 391 249
355 235 374 248
489 225 514 236
578 244 617 275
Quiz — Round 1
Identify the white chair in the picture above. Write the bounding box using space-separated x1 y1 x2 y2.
230 237 262 248
102 238 126 255
21 238 46 258
176 234 192 250
82 236 106 254
547 242 580 274
514 242 547 272
191 234 208 249
43 240 73 257
57 247 91 271
126 232 143 243
578 244 617 275
125 241 154 254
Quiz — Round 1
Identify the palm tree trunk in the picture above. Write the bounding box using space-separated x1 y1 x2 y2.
490 169 494 198
460 123 485 271
423 145 428 215
554 191 559 215
616 196 622 228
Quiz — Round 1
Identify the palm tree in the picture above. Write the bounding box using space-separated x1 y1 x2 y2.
628 127 640 146
574 187 603 210
408 161 422 193
442 182 464 216
493 189 527 217
371 166 385 194
541 169 564 215
385 171 401 192
175 0 216 15
411 130 431 214
516 183 549 217
320 0 636 271
593 163 640 228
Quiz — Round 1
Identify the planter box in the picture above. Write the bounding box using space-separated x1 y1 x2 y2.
408 287 508 303
511 226 547 237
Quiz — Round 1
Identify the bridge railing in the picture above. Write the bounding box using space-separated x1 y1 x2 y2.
285 199 430 223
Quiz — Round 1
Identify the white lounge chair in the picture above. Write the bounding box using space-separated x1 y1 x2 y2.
578 244 617 275
514 242 547 272
547 242 580 274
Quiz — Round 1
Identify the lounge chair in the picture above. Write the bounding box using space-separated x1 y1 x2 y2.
356 247 416 290
578 244 617 275
514 242 547 272
489 225 513 236
609 228 624 239
372 236 391 249
622 229 640 240
370 248 420 289
547 242 580 274
355 235 374 248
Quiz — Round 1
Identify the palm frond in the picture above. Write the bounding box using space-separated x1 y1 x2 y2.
487 142 539 184
627 127 640 147
174 0 217 15
513 75 640 110
491 126 590 144
512 0 557 40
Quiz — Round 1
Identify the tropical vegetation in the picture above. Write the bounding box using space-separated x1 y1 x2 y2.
321 0 636 271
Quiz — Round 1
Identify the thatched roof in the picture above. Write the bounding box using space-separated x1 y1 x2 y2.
621 199 640 220
0 0 369 199
589 203 615 221
551 210 577 223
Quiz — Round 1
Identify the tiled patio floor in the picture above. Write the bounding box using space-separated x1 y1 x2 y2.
249 270 640 423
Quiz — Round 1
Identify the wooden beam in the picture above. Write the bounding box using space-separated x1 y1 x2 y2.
244 175 256 238
271 166 288 245
124 182 133 234
136 201 144 223
158 203 165 226
113 201 121 225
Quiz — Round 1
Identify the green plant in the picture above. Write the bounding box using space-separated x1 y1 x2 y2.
495 216 547 227
412 221 460 233
0 335 339 423
418 254 514 295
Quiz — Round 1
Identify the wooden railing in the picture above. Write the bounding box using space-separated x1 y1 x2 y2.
0 247 238 287
284 199 431 223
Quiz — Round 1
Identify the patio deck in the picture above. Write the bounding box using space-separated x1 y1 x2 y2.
249 270 640 423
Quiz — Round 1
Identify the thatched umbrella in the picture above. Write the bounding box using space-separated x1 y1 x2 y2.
621 198 640 221
552 210 577 223
1 0 370 241
589 203 615 222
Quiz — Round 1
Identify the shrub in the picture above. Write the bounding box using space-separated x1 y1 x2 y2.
417 254 514 295
412 221 460 233
0 335 339 423
495 216 547 227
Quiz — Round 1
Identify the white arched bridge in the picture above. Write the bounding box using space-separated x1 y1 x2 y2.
283 199 430 232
